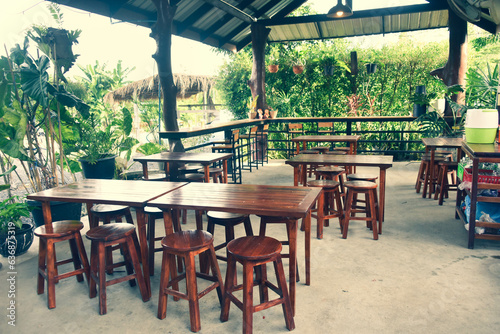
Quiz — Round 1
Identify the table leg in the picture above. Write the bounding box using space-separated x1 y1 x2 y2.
203 165 210 183
427 148 435 198
223 159 228 184
295 142 300 155
304 211 311 286
302 141 306 152
301 163 307 186
379 168 387 224
41 201 53 227
293 166 299 186
289 218 297 316
135 207 151 299
141 162 149 180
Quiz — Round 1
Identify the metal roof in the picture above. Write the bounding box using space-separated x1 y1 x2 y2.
50 0 498 51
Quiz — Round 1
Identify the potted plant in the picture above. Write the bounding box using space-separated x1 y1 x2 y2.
267 47 280 73
291 48 305 74
0 169 33 257
247 95 258 119
410 85 438 117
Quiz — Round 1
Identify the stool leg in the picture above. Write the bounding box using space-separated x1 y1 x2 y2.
37 238 47 295
317 190 325 239
74 232 90 284
243 216 254 236
273 256 295 331
89 242 98 299
207 244 224 305
185 252 201 332
68 238 84 282
98 242 107 315
334 188 344 230
157 249 170 319
342 190 354 239
368 190 378 240
46 239 56 309
147 214 156 276
242 261 254 334
128 234 149 302
121 242 136 287
220 253 236 322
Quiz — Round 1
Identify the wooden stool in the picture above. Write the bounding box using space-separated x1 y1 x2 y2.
306 180 344 239
258 215 300 282
199 167 223 183
415 154 447 197
157 230 224 332
179 164 204 174
325 150 347 155
315 166 345 199
434 161 458 205
35 220 90 309
220 236 295 334
178 173 205 182
86 223 148 315
347 174 378 182
206 211 253 262
343 181 380 240
311 146 329 153
90 204 137 274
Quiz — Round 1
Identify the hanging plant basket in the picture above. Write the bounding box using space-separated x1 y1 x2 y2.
323 65 335 76
293 65 304 74
366 63 377 74
268 64 279 73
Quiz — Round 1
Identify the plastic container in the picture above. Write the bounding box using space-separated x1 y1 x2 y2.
464 109 498 143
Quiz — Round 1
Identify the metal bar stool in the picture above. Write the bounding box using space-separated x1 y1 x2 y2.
35 220 90 309
240 126 259 172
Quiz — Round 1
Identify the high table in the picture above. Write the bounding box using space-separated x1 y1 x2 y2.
26 179 188 298
147 182 321 314
134 152 233 183
421 137 463 198
286 154 393 222
291 135 361 155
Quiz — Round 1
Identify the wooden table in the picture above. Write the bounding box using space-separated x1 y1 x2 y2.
147 182 321 314
26 179 188 298
291 135 361 155
134 152 233 183
286 154 393 222
421 137 463 198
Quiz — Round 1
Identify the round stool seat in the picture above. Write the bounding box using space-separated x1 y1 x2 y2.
299 150 320 154
142 175 168 181
145 206 163 215
316 166 344 173
347 174 378 182
334 147 350 152
34 220 83 238
91 204 129 214
227 236 282 261
86 223 136 242
161 230 213 252
325 151 347 155
179 164 204 173
344 180 378 190
207 211 248 222
311 146 329 152
306 179 340 189
180 173 205 182
200 167 223 174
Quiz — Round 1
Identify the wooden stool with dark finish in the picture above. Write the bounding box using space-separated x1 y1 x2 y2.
35 220 90 309
258 215 300 282
306 180 344 239
206 211 253 262
415 153 448 196
220 236 295 334
343 180 380 240
90 204 137 274
157 230 224 332
86 223 148 315
434 160 458 205
198 167 223 183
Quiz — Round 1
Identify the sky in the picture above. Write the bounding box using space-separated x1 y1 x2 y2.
0 0 431 81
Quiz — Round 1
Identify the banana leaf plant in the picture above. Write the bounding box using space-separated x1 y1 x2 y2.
0 34 89 193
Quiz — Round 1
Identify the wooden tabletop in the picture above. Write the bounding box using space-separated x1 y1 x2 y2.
148 182 321 218
422 137 463 148
27 179 188 207
133 152 233 165
462 141 500 158
291 135 361 143
285 153 393 168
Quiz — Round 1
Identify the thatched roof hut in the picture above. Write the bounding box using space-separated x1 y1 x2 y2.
104 74 215 104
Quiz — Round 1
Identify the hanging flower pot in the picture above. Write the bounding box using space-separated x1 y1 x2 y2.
366 63 377 74
323 65 335 76
268 64 279 73
293 65 304 74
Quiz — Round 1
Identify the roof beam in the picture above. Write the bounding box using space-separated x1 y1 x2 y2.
200 0 257 23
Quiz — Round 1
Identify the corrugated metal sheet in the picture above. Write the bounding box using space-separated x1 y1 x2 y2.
50 1 494 51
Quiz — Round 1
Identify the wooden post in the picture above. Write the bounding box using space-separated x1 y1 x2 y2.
247 23 271 112
350 51 358 94
150 0 184 151
430 9 467 116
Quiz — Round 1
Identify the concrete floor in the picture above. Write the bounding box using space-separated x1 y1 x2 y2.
2 160 500 334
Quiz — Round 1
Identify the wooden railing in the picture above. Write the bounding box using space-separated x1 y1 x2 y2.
159 116 456 161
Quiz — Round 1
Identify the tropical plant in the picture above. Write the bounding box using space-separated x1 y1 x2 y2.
0 169 30 234
465 62 498 109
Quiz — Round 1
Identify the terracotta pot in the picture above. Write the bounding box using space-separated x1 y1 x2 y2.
268 64 279 73
293 65 304 74
270 110 278 118
248 111 257 119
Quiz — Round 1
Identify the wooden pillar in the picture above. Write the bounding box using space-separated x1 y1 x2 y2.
350 51 358 94
430 9 467 116
150 0 184 151
247 23 271 111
